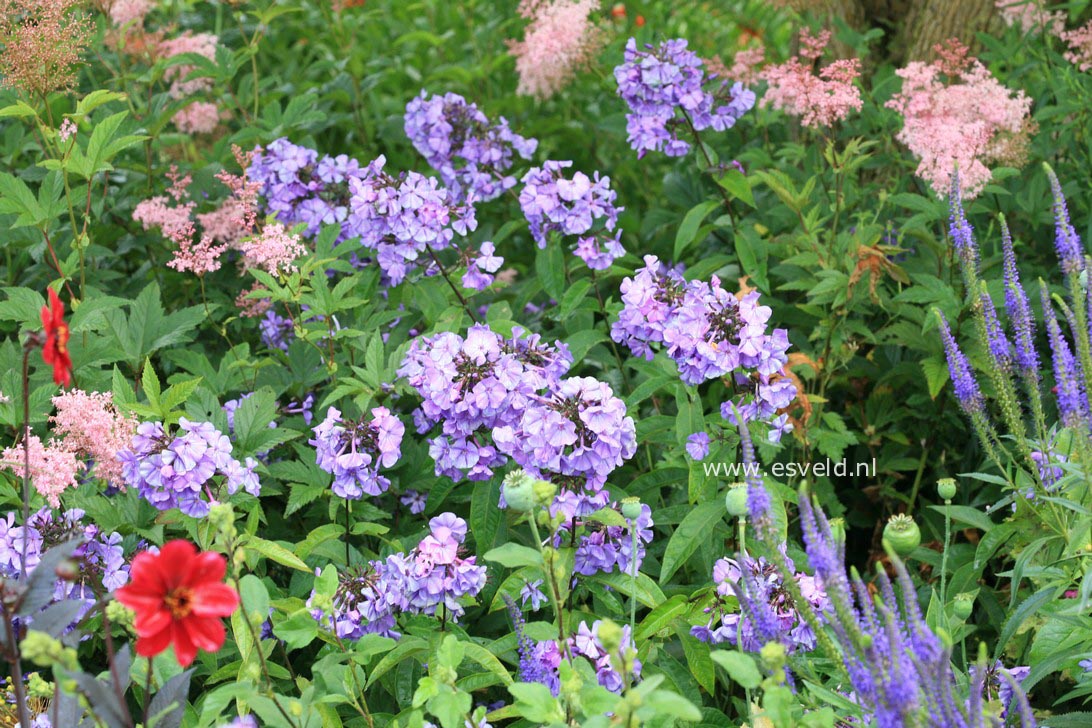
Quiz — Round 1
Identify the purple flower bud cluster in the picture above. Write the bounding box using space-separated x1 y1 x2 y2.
510 614 641 696
284 392 315 425
117 419 261 517
519 160 625 270
249 138 367 242
308 514 486 638
691 552 827 652
613 256 796 440
397 324 573 482
347 156 478 284
310 407 405 500
493 376 637 493
404 90 538 202
614 38 756 158
552 502 654 578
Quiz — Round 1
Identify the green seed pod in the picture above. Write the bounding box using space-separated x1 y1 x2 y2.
937 478 957 501
532 478 557 508
829 517 847 546
597 619 623 653
882 514 921 557
502 469 536 513
724 483 749 518
620 497 642 520
952 593 975 621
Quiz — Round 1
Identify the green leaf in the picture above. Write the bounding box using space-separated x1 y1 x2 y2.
674 200 720 259
246 536 311 572
715 167 755 207
927 504 993 533
459 642 514 686
635 595 688 641
274 609 319 650
470 479 502 552
536 242 566 301
589 571 666 608
660 501 724 581
710 650 761 689
483 543 543 569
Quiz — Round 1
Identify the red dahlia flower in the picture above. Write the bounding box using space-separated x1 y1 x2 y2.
115 541 240 667
40 287 71 387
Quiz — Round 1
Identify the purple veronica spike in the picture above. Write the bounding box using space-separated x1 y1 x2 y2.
1047 167 1085 275
938 313 984 414
735 413 769 522
979 293 1012 371
1040 286 1088 428
1001 219 1039 378
948 171 979 283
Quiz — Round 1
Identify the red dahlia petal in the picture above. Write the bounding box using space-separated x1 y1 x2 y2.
171 621 198 667
135 626 172 659
184 550 227 587
182 616 226 652
191 582 239 617
133 607 173 638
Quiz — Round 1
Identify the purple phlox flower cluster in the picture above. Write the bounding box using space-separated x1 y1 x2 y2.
1047 167 1085 276
553 502 654 578
260 309 295 351
789 494 1037 728
347 156 477 285
404 90 538 202
309 513 486 639
494 376 637 494
461 241 503 291
400 489 427 515
248 138 366 243
398 324 572 482
512 617 641 696
0 508 127 634
519 160 625 270
1030 446 1066 491
691 551 828 653
614 38 756 158
613 256 796 440
118 418 260 517
310 407 405 500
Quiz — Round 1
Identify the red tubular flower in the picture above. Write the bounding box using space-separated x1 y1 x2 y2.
115 541 240 667
40 288 72 387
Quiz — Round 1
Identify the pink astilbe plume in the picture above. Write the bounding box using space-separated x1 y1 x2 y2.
1 433 83 507
995 0 1065 36
711 45 766 86
760 30 862 129
236 283 273 318
106 0 153 27
158 31 218 98
886 39 1033 198
133 166 228 275
0 0 91 96
239 222 306 275
172 101 221 134
1060 21 1092 71
50 389 136 488
197 198 249 246
508 0 602 99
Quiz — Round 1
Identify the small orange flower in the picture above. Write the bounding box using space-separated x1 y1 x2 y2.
40 288 71 387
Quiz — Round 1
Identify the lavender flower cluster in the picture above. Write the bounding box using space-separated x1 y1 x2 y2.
397 324 573 482
555 502 654 577
310 407 405 500
0 508 128 633
493 376 637 505
690 552 828 652
614 38 756 158
308 514 486 638
511 608 642 696
404 90 538 202
519 160 625 270
249 140 479 285
117 419 260 517
612 255 796 440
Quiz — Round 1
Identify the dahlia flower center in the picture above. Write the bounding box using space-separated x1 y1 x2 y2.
164 586 195 619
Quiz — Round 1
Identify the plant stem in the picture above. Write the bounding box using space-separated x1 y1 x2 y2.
426 245 478 323
941 498 952 609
